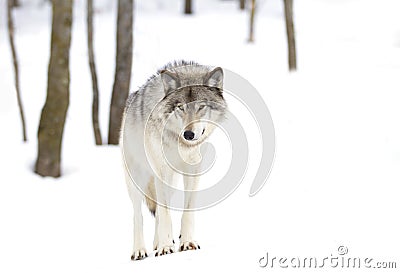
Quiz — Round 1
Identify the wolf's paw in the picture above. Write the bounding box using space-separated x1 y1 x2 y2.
131 248 148 261
155 245 175 257
179 240 200 251
154 239 175 251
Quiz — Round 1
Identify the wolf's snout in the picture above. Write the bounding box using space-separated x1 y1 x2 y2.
183 130 195 141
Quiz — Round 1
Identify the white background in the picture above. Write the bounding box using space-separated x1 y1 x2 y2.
0 0 399 272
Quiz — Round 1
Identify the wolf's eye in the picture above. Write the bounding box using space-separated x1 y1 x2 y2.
198 105 206 111
176 104 184 111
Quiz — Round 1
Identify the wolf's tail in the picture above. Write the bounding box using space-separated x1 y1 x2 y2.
145 176 157 216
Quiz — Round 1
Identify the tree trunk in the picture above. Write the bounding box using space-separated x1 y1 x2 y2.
7 0 27 142
35 0 73 177
10 0 20 7
239 0 245 10
184 0 192 14
108 0 133 145
87 0 102 145
248 0 256 42
283 0 296 71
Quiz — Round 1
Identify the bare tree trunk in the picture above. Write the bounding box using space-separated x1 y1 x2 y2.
108 0 133 145
184 0 192 14
35 0 73 177
7 0 27 142
87 0 102 145
239 0 245 10
10 0 20 7
283 0 296 71
248 0 256 42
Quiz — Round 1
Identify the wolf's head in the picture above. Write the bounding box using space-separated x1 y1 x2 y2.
158 67 227 145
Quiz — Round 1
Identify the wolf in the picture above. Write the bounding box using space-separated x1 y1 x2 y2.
120 61 227 260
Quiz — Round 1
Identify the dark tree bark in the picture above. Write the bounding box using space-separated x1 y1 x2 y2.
283 0 296 71
239 0 245 10
108 0 133 145
184 0 192 14
248 0 256 42
35 0 73 177
10 0 20 7
7 0 27 142
87 0 102 145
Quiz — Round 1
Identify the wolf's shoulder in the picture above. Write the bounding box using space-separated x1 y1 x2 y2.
124 91 138 109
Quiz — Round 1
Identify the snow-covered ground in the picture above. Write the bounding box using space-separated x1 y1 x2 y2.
1 0 400 272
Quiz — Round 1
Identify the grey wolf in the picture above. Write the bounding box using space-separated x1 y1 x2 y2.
120 61 227 260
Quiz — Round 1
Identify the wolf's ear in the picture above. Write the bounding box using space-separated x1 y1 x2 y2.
160 70 180 94
204 67 224 89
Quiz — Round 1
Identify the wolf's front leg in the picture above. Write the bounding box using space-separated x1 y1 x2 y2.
131 189 148 260
154 175 175 256
179 175 200 251
125 170 148 261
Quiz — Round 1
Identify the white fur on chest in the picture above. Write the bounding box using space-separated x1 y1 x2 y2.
145 134 202 175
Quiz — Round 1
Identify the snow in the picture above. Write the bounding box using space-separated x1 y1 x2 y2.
1 0 400 272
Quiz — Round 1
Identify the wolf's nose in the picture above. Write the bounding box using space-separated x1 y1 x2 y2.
183 130 195 141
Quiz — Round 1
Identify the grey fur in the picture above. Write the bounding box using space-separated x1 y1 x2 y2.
120 60 227 259
124 60 227 149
